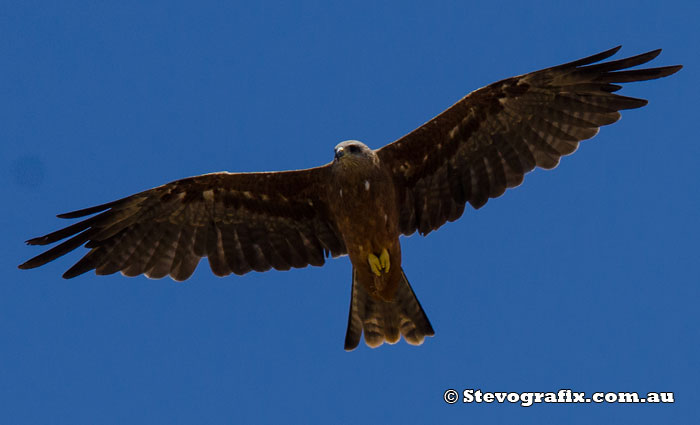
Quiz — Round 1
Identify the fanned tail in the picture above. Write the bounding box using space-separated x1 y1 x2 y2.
344 267 434 350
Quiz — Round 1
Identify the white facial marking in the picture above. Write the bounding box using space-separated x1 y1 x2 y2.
339 189 343 197
364 180 370 191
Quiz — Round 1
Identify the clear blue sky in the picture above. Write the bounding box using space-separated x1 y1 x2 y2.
2 1 698 423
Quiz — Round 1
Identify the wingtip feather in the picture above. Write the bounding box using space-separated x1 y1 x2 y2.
663 64 683 76
25 236 48 246
557 45 622 69
56 198 123 219
17 261 33 270
62 268 84 279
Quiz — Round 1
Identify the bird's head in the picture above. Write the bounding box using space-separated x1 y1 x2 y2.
333 140 374 164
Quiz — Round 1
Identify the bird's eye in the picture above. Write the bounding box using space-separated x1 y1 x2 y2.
348 145 360 153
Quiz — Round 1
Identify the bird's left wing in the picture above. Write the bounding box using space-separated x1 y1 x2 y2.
376 46 681 236
20 167 346 280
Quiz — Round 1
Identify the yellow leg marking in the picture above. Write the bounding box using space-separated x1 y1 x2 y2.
368 248 391 276
379 248 390 273
368 253 382 277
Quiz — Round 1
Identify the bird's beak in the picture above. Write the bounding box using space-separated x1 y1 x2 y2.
334 148 345 160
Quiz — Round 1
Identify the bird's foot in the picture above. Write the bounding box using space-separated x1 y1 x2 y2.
379 248 390 273
368 248 390 276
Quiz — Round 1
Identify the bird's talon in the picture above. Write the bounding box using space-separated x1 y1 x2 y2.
368 249 390 276
379 248 390 273
368 253 382 276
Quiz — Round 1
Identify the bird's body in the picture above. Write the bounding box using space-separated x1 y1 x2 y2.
19 46 681 350
328 141 402 301
327 141 434 348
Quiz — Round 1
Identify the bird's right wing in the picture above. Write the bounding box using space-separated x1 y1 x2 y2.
19 167 347 280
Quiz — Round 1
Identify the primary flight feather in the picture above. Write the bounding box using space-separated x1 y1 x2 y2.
20 46 681 350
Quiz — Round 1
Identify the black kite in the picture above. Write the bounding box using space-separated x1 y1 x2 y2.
19 46 681 350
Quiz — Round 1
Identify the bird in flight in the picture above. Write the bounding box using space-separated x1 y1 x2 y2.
20 46 681 350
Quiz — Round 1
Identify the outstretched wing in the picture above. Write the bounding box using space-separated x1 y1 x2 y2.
19 167 346 280
377 46 682 236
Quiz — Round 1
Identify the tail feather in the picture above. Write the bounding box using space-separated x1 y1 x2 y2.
344 268 434 350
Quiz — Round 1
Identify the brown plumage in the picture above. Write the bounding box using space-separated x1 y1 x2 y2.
19 46 681 350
